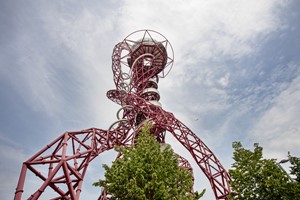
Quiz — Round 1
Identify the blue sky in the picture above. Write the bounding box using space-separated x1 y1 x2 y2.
1 0 300 199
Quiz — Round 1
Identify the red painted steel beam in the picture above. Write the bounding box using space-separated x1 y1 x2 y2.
15 30 232 200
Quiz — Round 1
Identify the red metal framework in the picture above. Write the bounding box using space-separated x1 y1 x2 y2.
14 30 231 200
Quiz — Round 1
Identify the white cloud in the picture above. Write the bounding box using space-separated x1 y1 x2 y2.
0 36 62 116
251 74 300 159
1 0 297 199
117 0 290 124
41 5 124 127
119 0 287 63
0 2 122 125
4 0 287 129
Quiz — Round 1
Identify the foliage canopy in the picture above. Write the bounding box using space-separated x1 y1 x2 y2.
289 153 300 182
94 122 204 200
228 142 300 200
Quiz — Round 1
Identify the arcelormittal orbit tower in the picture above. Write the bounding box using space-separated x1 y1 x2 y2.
14 30 231 200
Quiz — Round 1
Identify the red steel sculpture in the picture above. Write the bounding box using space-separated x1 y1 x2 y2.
14 30 231 200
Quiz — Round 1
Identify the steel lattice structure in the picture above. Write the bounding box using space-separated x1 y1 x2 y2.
14 30 231 200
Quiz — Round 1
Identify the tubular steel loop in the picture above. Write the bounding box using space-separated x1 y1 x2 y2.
108 119 129 132
116 105 134 120
128 53 155 87
121 72 130 80
119 82 130 92
129 53 155 76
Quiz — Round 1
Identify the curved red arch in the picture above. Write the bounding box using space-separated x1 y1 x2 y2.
14 30 231 200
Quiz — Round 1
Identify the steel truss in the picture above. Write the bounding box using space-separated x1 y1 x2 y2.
15 30 231 200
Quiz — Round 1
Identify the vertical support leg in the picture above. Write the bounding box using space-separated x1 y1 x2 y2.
14 163 28 200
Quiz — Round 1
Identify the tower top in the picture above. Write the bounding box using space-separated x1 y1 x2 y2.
122 29 174 78
111 30 174 93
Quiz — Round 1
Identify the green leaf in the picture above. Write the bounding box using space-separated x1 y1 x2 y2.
229 141 300 200
93 121 204 199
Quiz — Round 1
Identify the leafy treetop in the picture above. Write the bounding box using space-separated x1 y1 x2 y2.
228 142 300 200
94 122 205 200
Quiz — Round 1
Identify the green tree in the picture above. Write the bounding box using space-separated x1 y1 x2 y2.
289 153 300 182
93 122 204 199
228 142 300 200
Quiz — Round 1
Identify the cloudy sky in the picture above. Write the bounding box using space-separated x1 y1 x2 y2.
1 0 299 199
